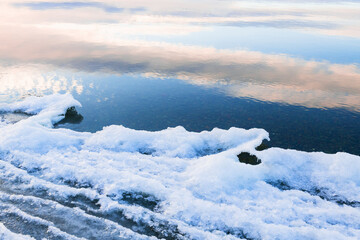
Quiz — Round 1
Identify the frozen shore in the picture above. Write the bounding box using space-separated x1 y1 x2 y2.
0 94 359 240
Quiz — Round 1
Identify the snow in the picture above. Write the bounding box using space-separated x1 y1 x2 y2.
0 223 34 240
0 94 359 239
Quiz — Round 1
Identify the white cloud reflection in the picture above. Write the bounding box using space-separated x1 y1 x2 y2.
0 1 359 110
1 0 359 37
0 65 83 102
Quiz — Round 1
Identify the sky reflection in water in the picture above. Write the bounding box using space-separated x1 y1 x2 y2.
0 0 359 154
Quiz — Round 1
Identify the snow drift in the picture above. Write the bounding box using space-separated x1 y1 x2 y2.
0 94 359 240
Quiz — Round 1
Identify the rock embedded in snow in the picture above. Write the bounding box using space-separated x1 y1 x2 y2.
237 152 261 165
255 140 270 151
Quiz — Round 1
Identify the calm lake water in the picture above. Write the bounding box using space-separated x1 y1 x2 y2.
46 72 358 155
0 1 359 155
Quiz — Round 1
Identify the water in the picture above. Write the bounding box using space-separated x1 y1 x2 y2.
48 73 359 155
1 1 360 239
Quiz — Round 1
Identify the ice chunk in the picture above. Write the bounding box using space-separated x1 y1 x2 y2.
0 93 81 127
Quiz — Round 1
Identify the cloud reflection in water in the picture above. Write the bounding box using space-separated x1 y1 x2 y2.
0 0 359 111
0 65 83 102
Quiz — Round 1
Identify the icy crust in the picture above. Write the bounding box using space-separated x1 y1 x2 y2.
0 94 359 239
0 93 81 128
0 223 34 240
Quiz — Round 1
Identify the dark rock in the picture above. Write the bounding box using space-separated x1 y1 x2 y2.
255 140 270 151
56 107 84 125
237 152 261 165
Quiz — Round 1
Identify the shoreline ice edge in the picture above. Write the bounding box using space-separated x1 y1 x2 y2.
0 94 359 240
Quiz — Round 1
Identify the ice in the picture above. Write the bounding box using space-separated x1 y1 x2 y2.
0 94 359 239
0 223 34 240
0 93 81 127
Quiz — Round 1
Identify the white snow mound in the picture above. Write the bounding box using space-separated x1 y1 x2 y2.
0 94 359 240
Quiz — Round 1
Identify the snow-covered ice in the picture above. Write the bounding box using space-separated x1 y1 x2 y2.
0 94 359 239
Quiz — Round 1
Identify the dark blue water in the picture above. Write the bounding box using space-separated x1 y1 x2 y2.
55 73 360 155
